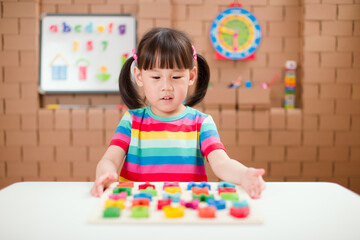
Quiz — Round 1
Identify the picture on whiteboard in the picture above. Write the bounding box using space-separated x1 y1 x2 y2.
39 14 136 93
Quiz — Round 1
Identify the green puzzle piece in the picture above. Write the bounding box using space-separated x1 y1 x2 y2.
103 207 121 218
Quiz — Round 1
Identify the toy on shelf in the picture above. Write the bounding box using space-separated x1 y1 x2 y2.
284 61 297 109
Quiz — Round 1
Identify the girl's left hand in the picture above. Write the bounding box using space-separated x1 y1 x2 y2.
241 168 266 199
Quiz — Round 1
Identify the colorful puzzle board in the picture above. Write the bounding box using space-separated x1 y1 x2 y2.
88 182 263 224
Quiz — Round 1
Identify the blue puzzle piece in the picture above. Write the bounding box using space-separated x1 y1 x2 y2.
133 192 152 201
162 192 181 203
217 181 236 189
207 199 226 210
186 181 211 190
232 200 249 208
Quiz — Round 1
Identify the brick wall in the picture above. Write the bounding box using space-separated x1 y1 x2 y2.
0 0 359 194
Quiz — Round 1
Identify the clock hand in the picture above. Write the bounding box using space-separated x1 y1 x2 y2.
219 26 235 35
233 31 238 51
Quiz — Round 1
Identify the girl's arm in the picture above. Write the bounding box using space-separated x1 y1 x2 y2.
90 145 126 197
207 149 266 199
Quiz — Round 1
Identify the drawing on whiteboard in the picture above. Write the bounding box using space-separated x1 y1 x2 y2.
76 58 90 81
96 65 111 82
49 53 70 81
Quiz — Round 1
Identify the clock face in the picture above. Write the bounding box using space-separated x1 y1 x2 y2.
210 7 262 60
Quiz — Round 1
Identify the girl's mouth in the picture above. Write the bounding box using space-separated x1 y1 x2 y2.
161 96 173 102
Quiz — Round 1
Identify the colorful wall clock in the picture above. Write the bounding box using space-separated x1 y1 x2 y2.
209 2 262 60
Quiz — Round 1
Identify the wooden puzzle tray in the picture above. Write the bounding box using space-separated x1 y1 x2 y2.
88 181 263 224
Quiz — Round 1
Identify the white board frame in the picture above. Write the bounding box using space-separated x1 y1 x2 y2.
39 14 136 94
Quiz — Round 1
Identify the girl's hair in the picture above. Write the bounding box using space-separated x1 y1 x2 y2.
119 28 210 109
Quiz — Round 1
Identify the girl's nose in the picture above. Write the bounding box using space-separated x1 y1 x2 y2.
161 78 173 91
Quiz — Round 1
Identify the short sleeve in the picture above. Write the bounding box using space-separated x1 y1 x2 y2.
199 115 226 158
109 111 132 153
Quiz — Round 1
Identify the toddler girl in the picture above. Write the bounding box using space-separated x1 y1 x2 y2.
91 28 265 199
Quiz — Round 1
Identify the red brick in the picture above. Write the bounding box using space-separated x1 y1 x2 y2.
21 114 37 130
353 85 360 99
3 35 38 51
338 37 360 52
204 88 236 107
225 146 252 162
220 109 236 130
58 4 88 13
72 109 87 130
320 84 351 99
90 4 121 14
238 110 253 130
105 109 121 130
188 5 218 20
260 37 282 53
303 52 320 67
321 52 352 67
303 99 334 114
172 4 186 21
73 130 104 146
287 177 317 182
20 51 38 67
0 19 18 34
269 22 299 37
319 146 349 162
322 21 353 36
23 146 54 162
38 109 54 130
55 109 70 130
253 6 283 21
304 4 336 20
3 2 38 18
0 51 19 67
303 131 334 146
238 131 269 146
5 98 38 114
89 109 104 130
254 110 269 130
335 162 360 177
271 162 301 177
285 6 301 21
138 2 171 18
338 5 360 20
21 84 38 98
219 130 236 146
39 131 71 146
0 161 5 178
304 21 320 36
6 130 37 146
0 83 20 99
303 162 333 177
303 68 335 83
352 116 360 131
284 38 301 52
337 69 360 84
319 115 350 130
318 177 349 189
89 146 107 162
287 146 317 161
271 131 301 146
56 146 87 162
349 177 360 194
7 162 38 178
270 108 285 129
73 161 97 178
304 36 336 52
350 147 360 161
303 84 319 99
40 162 71 178
254 146 285 162
335 132 360 146
336 100 360 115
0 147 22 161
20 18 38 35
0 131 4 146
0 115 20 130
286 109 302 130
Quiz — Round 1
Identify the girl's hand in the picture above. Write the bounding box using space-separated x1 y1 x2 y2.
90 172 118 197
241 168 266 199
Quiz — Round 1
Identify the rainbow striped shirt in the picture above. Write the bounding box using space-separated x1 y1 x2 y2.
109 106 225 182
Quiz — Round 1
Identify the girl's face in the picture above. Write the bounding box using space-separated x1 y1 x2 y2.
134 66 197 117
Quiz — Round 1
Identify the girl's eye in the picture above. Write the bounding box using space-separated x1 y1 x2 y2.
152 76 160 79
173 76 182 79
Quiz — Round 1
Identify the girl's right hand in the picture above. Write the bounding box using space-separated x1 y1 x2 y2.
90 172 118 197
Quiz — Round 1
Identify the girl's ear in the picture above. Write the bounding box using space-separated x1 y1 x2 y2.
134 67 143 87
189 66 197 86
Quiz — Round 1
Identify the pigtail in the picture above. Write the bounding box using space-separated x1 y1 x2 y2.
118 57 143 109
186 53 210 107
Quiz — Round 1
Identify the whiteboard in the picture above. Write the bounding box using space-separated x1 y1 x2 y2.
39 14 136 93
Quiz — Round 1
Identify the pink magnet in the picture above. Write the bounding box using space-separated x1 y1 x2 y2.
182 199 200 210
109 191 127 200
163 182 180 190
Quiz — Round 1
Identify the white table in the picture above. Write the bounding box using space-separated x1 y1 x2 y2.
0 182 359 240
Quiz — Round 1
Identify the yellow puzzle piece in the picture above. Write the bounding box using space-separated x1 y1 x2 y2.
163 206 185 218
105 199 126 209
